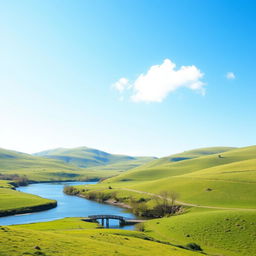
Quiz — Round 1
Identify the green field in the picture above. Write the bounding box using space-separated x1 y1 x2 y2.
73 145 256 256
0 147 154 182
0 218 202 256
34 146 155 168
144 209 256 256
1 145 256 255
100 146 256 208
0 181 57 216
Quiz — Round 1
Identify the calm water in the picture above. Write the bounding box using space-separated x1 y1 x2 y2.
0 181 135 229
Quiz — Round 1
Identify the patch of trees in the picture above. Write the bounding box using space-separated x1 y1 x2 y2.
85 191 117 203
130 191 182 218
63 185 79 195
0 173 29 186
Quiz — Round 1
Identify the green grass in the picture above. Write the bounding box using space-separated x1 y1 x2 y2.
144 209 256 256
0 147 155 182
17 217 99 231
34 146 156 168
0 181 56 216
99 146 256 209
0 218 202 256
142 146 235 168
0 180 15 189
106 146 256 183
71 145 256 256
2 145 256 256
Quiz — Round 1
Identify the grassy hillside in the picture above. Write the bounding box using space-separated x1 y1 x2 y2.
105 146 256 183
34 146 156 168
74 146 256 209
143 146 235 168
0 218 202 256
119 146 256 208
0 181 57 216
72 145 256 256
0 148 85 181
105 147 236 183
0 147 154 182
145 209 256 256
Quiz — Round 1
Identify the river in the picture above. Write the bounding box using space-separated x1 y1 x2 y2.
0 181 136 229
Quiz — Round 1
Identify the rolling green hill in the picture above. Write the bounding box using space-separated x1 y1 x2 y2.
145 209 256 256
0 148 85 181
0 147 155 182
99 146 256 208
105 146 238 183
74 145 256 256
34 146 156 168
143 146 235 168
0 218 202 256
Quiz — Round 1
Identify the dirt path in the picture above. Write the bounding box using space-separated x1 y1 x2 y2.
121 188 256 211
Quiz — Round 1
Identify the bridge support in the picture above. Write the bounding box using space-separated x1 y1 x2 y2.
106 218 109 228
101 218 104 226
119 219 125 226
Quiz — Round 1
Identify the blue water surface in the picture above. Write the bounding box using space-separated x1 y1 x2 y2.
0 181 135 229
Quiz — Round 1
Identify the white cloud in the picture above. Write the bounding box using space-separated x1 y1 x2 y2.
113 59 205 103
112 77 129 92
226 72 235 80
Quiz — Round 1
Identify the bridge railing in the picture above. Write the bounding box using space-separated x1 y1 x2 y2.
88 215 125 220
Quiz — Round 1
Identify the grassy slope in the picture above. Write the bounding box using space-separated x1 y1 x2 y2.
126 146 256 208
106 146 238 182
0 181 56 216
144 146 235 168
0 180 14 189
74 146 256 256
34 146 156 168
0 218 201 256
100 146 256 207
145 209 256 256
0 147 155 182
0 148 86 181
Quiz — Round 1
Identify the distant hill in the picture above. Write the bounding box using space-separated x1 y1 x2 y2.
140 147 235 169
0 147 156 182
0 147 83 181
107 146 235 182
34 147 156 168
104 145 256 208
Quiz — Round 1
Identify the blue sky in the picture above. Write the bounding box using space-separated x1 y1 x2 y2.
0 0 255 157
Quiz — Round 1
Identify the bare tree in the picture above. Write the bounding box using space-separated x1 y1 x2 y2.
169 191 179 205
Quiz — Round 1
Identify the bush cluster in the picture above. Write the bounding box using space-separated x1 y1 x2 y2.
0 173 29 186
63 186 79 195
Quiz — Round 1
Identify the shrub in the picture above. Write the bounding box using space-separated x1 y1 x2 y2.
135 223 145 232
63 186 79 195
0 173 29 186
186 243 202 251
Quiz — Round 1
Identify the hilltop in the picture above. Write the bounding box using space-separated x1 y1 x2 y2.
0 147 155 182
34 146 156 168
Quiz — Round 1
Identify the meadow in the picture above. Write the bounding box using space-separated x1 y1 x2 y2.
0 147 153 182
73 146 256 256
1 145 256 255
0 180 57 217
0 218 203 256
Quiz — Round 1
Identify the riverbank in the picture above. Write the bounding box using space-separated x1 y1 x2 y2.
0 181 136 227
0 200 57 217
0 178 100 218
0 184 57 217
65 184 183 218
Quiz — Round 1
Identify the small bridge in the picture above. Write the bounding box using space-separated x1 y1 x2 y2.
86 215 145 227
